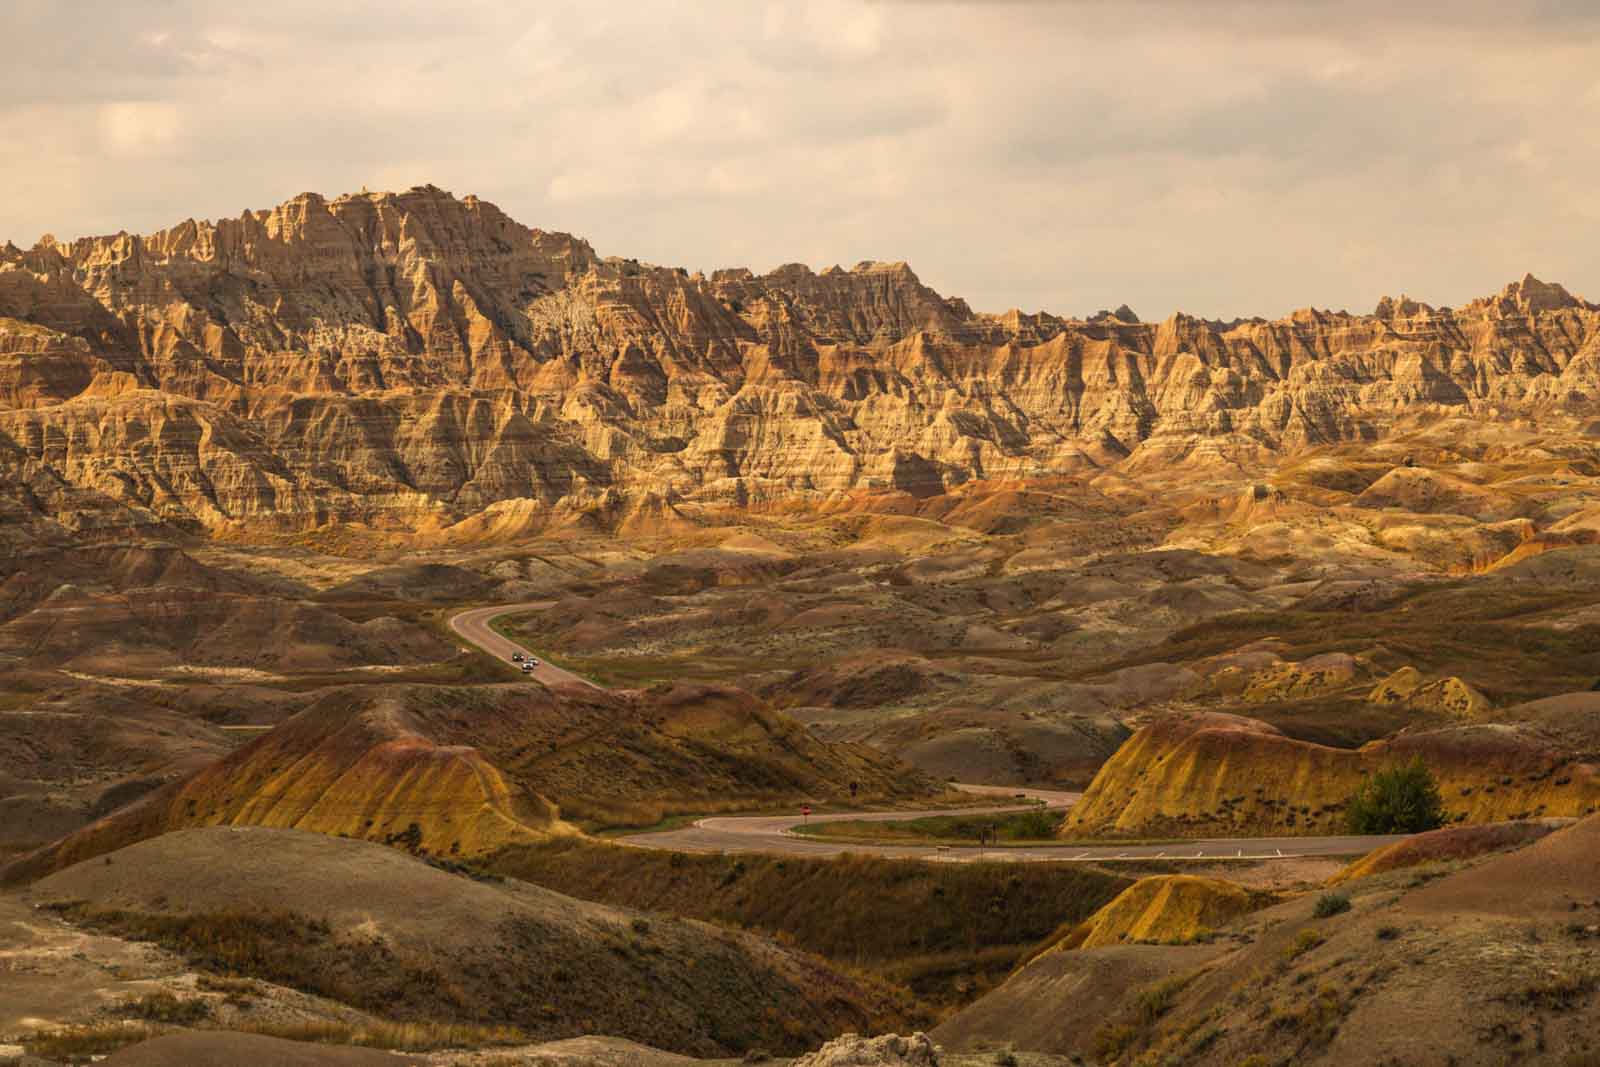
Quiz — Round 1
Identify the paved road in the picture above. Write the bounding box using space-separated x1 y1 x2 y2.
448 603 596 689
618 783 1408 862
450 604 1406 864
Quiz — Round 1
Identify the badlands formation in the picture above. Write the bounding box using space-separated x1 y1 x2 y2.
8 187 1600 1063
2 184 1599 543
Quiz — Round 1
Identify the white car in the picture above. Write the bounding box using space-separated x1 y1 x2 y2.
520 662 535 673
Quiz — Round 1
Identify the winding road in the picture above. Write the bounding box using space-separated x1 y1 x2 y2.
449 602 596 689
450 604 1407 864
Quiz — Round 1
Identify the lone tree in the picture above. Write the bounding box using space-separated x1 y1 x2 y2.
1345 757 1445 834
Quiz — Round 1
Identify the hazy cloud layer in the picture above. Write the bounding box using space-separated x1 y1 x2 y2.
2 0 1597 318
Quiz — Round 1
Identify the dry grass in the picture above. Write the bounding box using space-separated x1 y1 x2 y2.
487 838 1128 1009
118 991 212 1024
794 808 1062 845
43 903 469 1022
24 1023 165 1063
1519 970 1599 1011
23 1019 527 1063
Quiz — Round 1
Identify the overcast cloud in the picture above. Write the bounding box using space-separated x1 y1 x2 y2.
2 0 1597 319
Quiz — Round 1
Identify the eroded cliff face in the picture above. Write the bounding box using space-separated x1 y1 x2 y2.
3 185 1597 540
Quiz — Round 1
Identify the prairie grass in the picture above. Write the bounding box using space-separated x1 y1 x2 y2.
487 838 1128 1008
23 1019 526 1063
795 808 1061 845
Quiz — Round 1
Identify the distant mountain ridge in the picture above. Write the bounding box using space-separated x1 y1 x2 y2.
2 184 1597 541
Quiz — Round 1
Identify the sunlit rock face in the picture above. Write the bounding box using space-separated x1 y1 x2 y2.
3 186 1597 540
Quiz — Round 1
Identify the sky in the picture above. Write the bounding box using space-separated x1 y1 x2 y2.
2 0 1598 320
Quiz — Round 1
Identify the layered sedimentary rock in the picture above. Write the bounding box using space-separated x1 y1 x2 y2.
1062 712 1600 838
2 185 1598 539
4 679 927 882
1056 875 1269 949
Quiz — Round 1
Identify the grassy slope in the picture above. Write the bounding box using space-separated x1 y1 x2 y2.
794 809 1063 845
487 837 1130 1010
29 827 919 1059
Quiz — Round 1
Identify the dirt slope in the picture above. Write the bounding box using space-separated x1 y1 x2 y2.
1331 819 1561 884
973 814 1600 1064
98 1032 425 1066
28 827 913 1057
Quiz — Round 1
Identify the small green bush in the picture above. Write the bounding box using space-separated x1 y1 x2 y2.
1007 809 1063 840
1313 892 1351 919
1345 758 1445 834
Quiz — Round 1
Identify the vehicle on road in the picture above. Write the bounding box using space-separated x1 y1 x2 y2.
527 657 540 666
520 662 535 673
511 652 524 662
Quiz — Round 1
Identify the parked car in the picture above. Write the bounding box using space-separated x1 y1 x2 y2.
512 652 524 662
527 657 540 667
520 662 535 673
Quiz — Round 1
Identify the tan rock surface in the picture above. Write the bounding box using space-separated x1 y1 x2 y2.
4 187 1600 540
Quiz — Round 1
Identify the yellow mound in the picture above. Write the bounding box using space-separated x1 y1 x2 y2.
8 691 562 881
1062 713 1600 838
1240 653 1362 702
1369 668 1490 716
1061 875 1265 949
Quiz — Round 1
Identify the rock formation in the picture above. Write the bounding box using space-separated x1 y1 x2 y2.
1055 874 1269 949
3 187 1598 540
4 679 929 882
1061 712 1600 838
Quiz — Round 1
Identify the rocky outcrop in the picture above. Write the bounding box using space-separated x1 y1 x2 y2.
791 1033 939 1067
3 187 1599 539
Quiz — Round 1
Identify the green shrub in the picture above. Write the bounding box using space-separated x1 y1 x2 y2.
1312 892 1351 919
1345 758 1445 834
1007 809 1063 840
